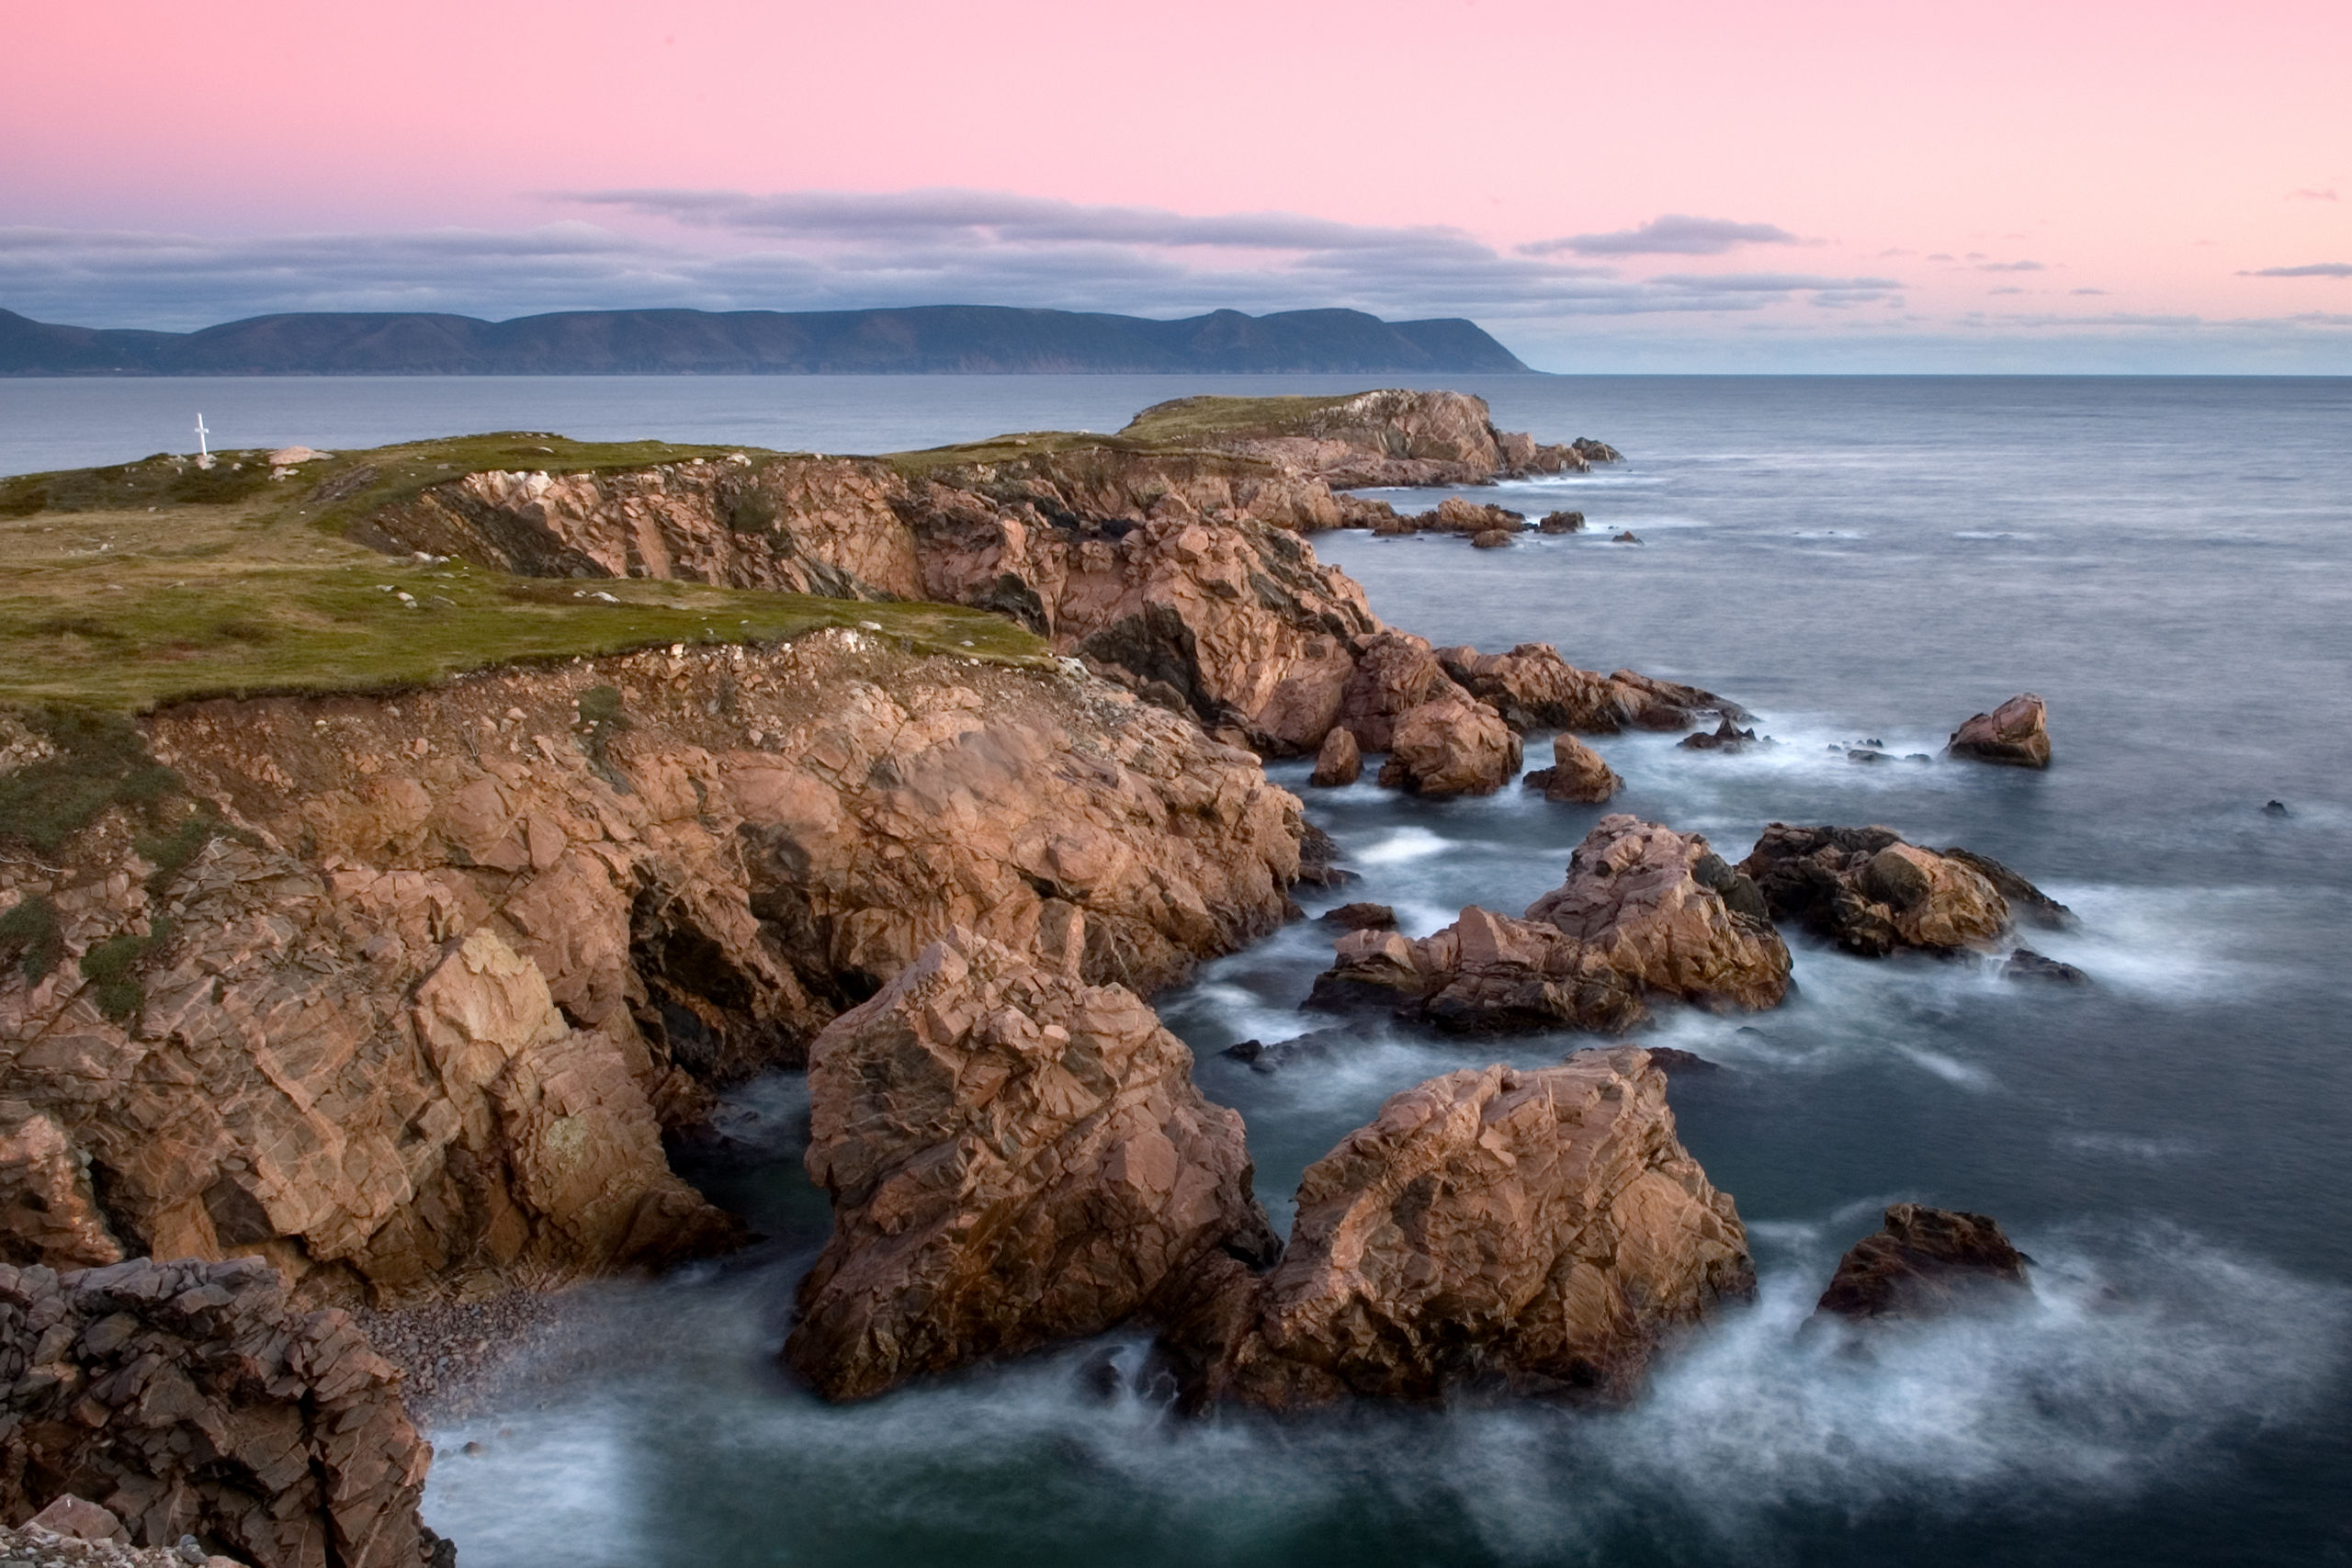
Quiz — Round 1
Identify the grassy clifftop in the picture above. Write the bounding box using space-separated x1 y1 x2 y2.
0 434 1046 715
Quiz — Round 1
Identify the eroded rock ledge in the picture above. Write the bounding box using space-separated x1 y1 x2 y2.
0 634 1304 1303
344 395 1678 761
1737 824 2069 957
1307 816 1790 1032
0 1258 441 1568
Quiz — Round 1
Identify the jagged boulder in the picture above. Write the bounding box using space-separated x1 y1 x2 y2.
787 930 1279 1402
1815 1203 2032 1320
1522 733 1621 803
1309 726 1361 787
1538 511 1585 534
1736 824 2048 956
1174 1048 1753 1407
1947 694 2050 768
1306 817 1788 1032
1377 696 1522 798
0 1258 441 1568
1333 632 1453 752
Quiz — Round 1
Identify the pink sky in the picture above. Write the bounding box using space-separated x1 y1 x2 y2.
7 0 2349 367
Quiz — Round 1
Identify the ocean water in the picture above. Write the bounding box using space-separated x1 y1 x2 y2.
10 377 2348 1564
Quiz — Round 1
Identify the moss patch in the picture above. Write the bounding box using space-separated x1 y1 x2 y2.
0 708 183 852
0 896 62 984
77 919 172 1022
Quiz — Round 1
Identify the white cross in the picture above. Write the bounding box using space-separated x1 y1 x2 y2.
194 413 211 457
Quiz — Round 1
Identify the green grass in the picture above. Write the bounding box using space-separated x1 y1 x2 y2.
0 448 1048 717
1112 392 1381 446
0 433 786 534
0 896 62 983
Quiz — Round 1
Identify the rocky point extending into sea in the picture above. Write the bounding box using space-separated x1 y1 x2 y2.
0 388 2064 1564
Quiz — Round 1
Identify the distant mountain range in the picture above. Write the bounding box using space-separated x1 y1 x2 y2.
0 305 1531 376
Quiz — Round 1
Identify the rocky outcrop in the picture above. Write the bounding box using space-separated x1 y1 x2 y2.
1332 633 1453 752
1122 389 1596 489
786 931 1278 1402
1938 846 2075 929
1433 645 1742 735
1815 1203 2031 1320
1376 696 1521 798
1679 717 1760 752
341 397 1653 761
1172 1048 1753 1407
1317 903 1396 931
1307 817 1789 1032
360 455 1381 758
1308 727 1361 787
1522 734 1621 803
1420 498 1526 536
1538 511 1585 534
1736 824 2050 956
1947 694 2050 769
0 635 1305 1302
0 1257 440 1568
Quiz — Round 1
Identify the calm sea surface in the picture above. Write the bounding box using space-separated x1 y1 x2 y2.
8 377 2349 1566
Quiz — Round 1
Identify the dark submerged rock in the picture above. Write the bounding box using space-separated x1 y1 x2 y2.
1318 901 1396 931
2004 948 2090 985
1815 1203 2032 1320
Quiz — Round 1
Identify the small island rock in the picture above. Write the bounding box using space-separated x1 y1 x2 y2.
1815 1203 2032 1320
1522 732 1623 803
1947 693 2051 768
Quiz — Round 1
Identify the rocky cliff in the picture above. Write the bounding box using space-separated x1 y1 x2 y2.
340 392 1648 758
0 633 1306 1303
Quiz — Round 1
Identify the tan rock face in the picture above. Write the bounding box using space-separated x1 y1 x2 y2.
1434 645 1744 736
1522 733 1622 804
0 1103 124 1269
0 636 1303 1301
1947 693 2050 768
1309 727 1362 787
1333 633 1453 752
788 931 1279 1402
0 1257 440 1568
1308 816 1789 1032
927 515 1377 755
1815 1203 2031 1320
364 457 928 601
1736 824 2021 956
1180 1048 1753 1407
1376 696 1522 798
1425 497 1527 536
